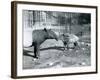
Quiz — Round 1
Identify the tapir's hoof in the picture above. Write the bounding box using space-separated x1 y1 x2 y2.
35 57 39 59
32 56 40 61
33 56 38 59
32 58 37 61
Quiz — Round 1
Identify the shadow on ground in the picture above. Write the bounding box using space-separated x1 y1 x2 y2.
23 46 64 58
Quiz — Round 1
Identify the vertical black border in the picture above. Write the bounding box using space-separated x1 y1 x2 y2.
11 1 98 79
11 1 17 78
96 6 98 73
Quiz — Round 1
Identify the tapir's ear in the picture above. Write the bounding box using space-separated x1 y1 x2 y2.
44 28 47 32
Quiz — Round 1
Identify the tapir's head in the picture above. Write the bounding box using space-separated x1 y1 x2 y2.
44 28 58 41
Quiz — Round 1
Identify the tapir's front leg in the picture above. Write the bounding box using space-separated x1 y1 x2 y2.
63 41 68 50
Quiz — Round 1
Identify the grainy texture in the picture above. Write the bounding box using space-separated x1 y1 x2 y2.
23 36 91 69
22 10 91 69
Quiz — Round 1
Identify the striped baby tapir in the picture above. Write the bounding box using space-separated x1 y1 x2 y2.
60 33 79 50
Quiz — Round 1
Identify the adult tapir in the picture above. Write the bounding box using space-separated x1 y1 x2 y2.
29 28 58 59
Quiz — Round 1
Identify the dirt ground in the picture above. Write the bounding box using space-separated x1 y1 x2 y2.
23 35 91 69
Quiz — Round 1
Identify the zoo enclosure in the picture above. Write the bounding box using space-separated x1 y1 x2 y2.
23 10 91 36
23 10 91 46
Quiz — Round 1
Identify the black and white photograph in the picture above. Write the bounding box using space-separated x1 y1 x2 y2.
23 10 91 69
11 1 97 78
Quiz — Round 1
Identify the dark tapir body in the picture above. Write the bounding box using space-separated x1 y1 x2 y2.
30 28 58 59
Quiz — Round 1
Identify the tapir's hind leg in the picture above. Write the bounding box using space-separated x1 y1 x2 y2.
34 45 40 59
34 46 38 59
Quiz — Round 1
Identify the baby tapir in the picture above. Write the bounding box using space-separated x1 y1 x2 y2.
60 33 79 50
29 28 58 59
